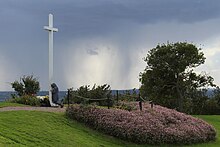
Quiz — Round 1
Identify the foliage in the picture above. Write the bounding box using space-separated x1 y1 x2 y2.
113 101 137 111
199 87 220 115
66 84 113 106
116 89 139 102
66 103 216 145
182 88 220 115
139 42 215 112
64 85 90 104
11 81 24 96
184 89 209 114
9 95 50 107
10 95 41 106
202 98 220 115
213 87 220 106
11 75 40 96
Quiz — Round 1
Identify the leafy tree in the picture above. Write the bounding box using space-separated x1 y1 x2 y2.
202 98 220 115
188 89 209 114
139 42 215 112
11 81 24 96
11 75 40 96
213 87 220 106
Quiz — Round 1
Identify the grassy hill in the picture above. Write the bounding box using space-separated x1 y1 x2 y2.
0 110 142 147
0 102 28 108
0 104 219 146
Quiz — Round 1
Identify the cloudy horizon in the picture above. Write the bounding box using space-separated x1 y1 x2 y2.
1 0 220 91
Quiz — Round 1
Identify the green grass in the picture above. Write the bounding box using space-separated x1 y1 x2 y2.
0 102 28 108
0 104 219 146
189 115 220 147
0 111 145 147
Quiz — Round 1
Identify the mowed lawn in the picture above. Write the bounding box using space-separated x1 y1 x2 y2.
0 110 142 147
190 115 220 147
0 104 219 146
0 102 28 108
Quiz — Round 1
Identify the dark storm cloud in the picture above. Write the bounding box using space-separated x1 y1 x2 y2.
1 0 220 41
1 0 220 90
53 0 220 40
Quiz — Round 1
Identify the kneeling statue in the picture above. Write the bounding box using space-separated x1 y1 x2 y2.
51 83 64 108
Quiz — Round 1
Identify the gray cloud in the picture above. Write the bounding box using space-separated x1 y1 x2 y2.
1 0 220 90
87 49 99 55
52 0 220 41
1 0 220 42
3 0 219 40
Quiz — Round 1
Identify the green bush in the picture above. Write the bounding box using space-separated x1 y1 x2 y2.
11 75 40 96
114 101 137 111
11 95 41 106
202 99 220 114
65 84 114 107
117 89 139 102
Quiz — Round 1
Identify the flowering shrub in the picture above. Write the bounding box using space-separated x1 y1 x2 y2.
11 95 50 106
66 103 216 145
11 95 41 106
38 96 50 107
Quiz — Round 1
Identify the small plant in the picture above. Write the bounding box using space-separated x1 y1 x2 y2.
11 75 40 97
11 95 41 106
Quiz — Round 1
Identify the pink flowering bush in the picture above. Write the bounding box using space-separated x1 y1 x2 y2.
66 103 216 145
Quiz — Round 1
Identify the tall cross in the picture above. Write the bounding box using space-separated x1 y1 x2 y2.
44 14 58 106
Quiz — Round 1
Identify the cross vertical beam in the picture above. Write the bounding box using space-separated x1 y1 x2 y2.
44 14 58 106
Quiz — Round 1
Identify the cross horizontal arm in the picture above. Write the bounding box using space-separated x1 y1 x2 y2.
44 26 58 32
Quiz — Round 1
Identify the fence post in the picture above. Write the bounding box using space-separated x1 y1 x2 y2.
67 89 70 107
107 94 110 109
116 90 119 104
150 101 153 108
139 93 142 111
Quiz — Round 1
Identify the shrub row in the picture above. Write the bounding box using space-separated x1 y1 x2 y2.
66 103 216 145
10 95 50 107
65 84 113 106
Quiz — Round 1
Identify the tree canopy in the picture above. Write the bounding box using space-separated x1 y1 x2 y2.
139 42 215 112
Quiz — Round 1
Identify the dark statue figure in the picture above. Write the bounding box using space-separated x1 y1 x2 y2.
51 83 64 108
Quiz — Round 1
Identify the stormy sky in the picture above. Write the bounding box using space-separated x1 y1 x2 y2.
1 0 220 91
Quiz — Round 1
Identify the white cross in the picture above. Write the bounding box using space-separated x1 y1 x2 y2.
44 14 58 106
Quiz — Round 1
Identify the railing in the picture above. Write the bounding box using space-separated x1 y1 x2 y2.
66 90 154 111
67 90 111 108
